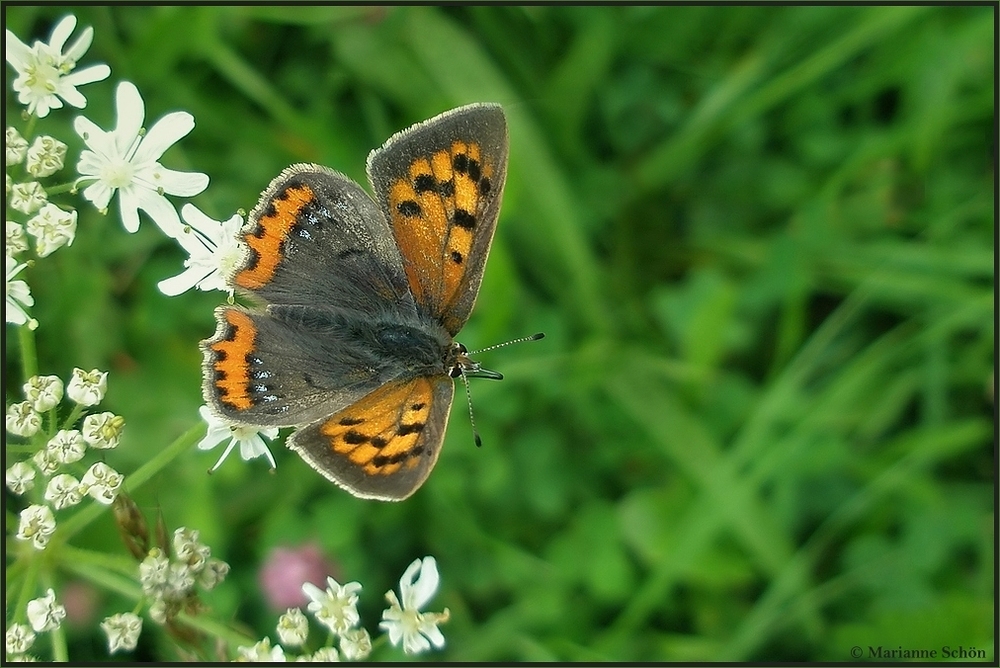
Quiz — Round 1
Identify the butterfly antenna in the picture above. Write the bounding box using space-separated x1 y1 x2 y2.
460 332 545 448
458 368 483 447
468 332 545 355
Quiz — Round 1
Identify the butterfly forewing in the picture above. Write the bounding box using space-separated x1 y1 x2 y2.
232 164 413 313
367 104 508 335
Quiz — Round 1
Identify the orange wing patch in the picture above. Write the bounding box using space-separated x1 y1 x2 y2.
236 184 315 290
387 142 495 315
209 309 257 411
318 378 435 477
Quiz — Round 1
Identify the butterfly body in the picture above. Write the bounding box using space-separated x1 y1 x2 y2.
201 104 508 500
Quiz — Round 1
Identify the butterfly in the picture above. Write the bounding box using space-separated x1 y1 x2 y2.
201 104 509 500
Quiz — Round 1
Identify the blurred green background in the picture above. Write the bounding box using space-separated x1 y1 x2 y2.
5 5 994 662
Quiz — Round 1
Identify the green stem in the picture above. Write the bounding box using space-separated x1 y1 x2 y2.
18 321 38 381
46 406 59 438
61 404 85 431
42 181 79 196
175 608 259 652
11 543 42 625
62 544 139 578
58 549 140 598
23 114 37 140
54 422 206 543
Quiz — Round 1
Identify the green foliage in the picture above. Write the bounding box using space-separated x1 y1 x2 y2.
5 5 993 661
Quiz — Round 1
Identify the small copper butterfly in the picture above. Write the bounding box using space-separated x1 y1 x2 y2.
201 104 509 500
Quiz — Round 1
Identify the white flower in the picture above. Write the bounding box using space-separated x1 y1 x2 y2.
276 608 309 647
46 429 87 464
6 257 36 329
147 598 168 625
23 374 64 412
158 205 245 296
5 15 111 118
31 448 60 476
25 136 68 177
7 220 30 255
198 405 278 471
44 473 83 509
139 549 169 596
25 589 66 633
173 527 210 571
78 461 123 504
74 81 209 235
197 558 230 590
25 203 76 257
303 647 340 662
6 400 41 437
379 556 450 655
67 367 107 406
302 576 362 636
237 637 286 662
165 562 196 598
8 182 48 215
81 411 125 449
6 461 36 494
100 613 142 654
5 623 36 655
339 627 372 661
17 505 57 550
7 126 28 165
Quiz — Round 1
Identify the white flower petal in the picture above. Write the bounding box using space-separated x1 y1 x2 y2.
81 179 114 210
75 117 114 161
133 111 195 163
153 166 210 198
5 30 32 67
419 618 446 648
129 186 183 235
409 557 439 610
63 23 94 62
63 62 110 87
48 16 78 53
112 82 145 156
157 264 213 296
116 187 144 233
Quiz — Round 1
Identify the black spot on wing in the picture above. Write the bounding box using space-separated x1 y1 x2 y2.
453 209 476 229
397 422 425 436
343 430 369 445
414 174 436 193
397 200 421 217
467 159 481 182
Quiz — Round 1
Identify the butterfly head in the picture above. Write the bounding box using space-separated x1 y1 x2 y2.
448 342 503 381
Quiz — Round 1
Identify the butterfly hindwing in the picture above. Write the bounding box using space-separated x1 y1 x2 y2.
201 305 386 427
288 376 455 500
367 104 508 335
